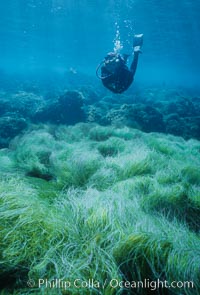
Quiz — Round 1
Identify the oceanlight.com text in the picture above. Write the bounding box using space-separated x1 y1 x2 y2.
27 278 194 291
109 278 194 290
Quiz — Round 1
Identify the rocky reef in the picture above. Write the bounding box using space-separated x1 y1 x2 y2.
0 87 200 149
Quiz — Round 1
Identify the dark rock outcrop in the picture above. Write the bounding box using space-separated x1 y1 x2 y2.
0 115 27 148
33 91 85 124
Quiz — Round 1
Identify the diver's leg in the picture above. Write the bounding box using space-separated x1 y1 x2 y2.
130 34 143 77
130 51 140 77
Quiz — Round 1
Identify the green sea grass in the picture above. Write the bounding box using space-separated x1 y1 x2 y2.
0 123 199 294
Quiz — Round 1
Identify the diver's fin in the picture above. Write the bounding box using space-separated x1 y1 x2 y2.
133 34 143 47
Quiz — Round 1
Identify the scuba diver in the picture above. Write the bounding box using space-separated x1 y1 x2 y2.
96 34 143 93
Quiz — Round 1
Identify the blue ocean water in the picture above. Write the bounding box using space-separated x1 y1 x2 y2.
0 0 200 88
0 3 200 293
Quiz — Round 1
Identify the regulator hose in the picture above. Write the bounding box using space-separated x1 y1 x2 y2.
96 61 112 80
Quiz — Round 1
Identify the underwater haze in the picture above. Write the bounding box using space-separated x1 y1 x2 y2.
0 0 200 87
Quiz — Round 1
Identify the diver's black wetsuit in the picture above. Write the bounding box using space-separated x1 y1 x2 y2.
101 51 139 94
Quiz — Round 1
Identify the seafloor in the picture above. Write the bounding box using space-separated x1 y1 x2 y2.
0 79 200 295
